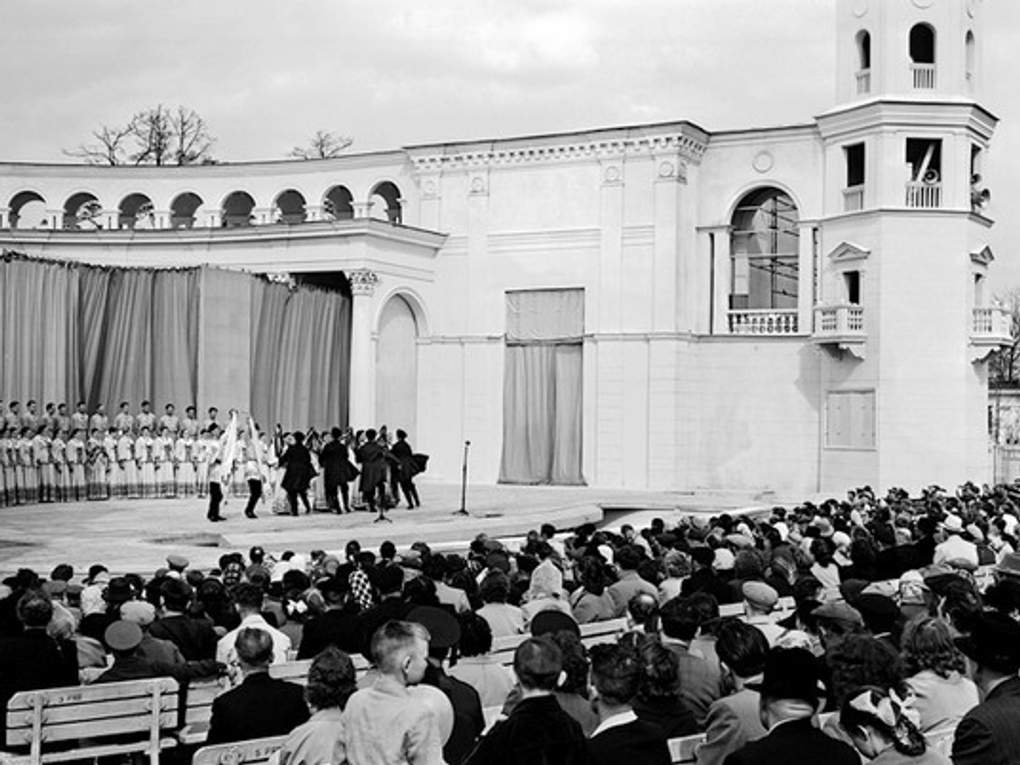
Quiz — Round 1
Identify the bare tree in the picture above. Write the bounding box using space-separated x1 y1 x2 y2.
289 130 353 160
63 124 134 165
990 287 1020 389
64 105 215 166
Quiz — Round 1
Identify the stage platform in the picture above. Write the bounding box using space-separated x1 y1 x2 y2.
0 482 783 576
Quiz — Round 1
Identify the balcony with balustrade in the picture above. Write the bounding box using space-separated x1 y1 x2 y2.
813 304 866 356
972 306 1013 347
727 309 799 336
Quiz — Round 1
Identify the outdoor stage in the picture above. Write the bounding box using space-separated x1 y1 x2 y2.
0 481 783 576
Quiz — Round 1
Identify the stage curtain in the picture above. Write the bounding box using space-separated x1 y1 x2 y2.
499 288 584 485
250 281 351 433
1 254 199 418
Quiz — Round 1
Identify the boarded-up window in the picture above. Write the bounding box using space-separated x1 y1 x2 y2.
826 390 876 449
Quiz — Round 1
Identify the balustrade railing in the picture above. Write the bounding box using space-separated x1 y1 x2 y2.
911 63 936 90
728 309 799 336
972 306 1012 340
856 69 871 94
905 181 942 209
814 305 865 339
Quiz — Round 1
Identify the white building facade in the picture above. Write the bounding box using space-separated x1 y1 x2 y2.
0 0 1007 494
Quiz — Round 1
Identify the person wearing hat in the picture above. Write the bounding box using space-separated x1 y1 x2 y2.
951 612 1020 765
148 578 219 661
933 515 978 570
812 601 864 650
726 647 858 765
95 619 222 684
206 627 309 745
120 600 185 666
344 620 446 765
741 582 783 647
463 636 587 765
410 605 484 765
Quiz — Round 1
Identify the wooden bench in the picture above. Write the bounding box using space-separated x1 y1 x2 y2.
2 678 179 765
718 595 795 620
489 617 629 667
192 735 288 765
668 732 705 764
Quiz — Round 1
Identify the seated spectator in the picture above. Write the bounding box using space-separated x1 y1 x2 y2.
568 556 615 624
95 620 221 684
0 589 78 740
297 575 360 659
812 601 864 651
448 611 514 708
207 627 309 745
741 582 783 646
476 571 525 638
120 600 186 666
933 515 978 570
698 618 769 765
352 566 414 660
149 578 218 660
658 595 725 725
464 637 587 765
278 647 357 765
840 685 949 764
626 592 659 634
607 545 658 618
657 550 690 603
216 582 292 682
901 615 979 735
520 570 572 628
587 643 669 765
344 620 446 765
725 647 858 765
624 634 698 739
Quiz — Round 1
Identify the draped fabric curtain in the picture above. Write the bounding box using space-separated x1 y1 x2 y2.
499 289 585 485
1 254 199 416
250 280 351 433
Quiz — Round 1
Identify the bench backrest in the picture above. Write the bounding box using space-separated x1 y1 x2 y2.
489 617 628 666
192 735 288 765
5 677 179 765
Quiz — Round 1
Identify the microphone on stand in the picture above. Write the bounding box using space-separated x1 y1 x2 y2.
454 440 471 516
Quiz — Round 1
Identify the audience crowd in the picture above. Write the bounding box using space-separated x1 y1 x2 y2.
3 480 1020 764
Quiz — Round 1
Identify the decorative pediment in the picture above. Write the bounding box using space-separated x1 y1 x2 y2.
828 241 871 263
970 246 994 266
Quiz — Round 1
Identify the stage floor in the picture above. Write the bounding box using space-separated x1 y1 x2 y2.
0 482 780 576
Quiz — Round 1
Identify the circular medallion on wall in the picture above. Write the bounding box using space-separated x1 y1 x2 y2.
853 0 868 18
423 180 437 197
604 165 621 183
752 151 774 174
658 161 675 178
470 176 486 193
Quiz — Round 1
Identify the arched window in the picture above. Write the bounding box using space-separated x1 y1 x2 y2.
855 30 872 94
8 191 47 229
222 191 255 228
323 185 354 221
171 192 203 229
118 193 154 230
729 188 800 332
274 189 306 225
909 23 936 89
370 181 402 224
63 192 101 230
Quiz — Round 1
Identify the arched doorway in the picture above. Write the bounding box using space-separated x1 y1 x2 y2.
375 295 418 440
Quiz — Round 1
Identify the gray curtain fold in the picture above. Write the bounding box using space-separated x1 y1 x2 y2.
250 281 351 433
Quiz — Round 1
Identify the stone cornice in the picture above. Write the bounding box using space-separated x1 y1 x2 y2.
816 98 998 142
407 123 709 174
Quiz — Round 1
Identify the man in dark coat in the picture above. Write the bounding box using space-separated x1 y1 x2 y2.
0 590 78 740
355 428 391 520
279 431 314 515
297 575 361 658
463 637 587 765
952 611 1020 765
587 643 669 765
148 578 219 661
205 627 309 745
723 647 858 765
93 620 222 684
318 427 355 514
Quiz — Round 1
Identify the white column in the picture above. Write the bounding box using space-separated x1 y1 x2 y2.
205 208 222 228
704 225 731 334
352 201 373 219
0 207 9 229
347 268 379 429
306 205 324 222
798 222 816 334
46 209 63 229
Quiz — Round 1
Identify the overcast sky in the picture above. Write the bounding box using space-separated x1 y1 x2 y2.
1 0 1017 287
